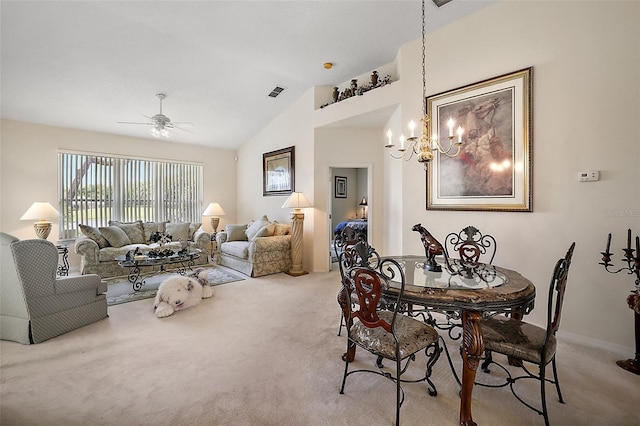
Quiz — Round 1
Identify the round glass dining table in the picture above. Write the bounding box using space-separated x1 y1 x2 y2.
339 255 536 426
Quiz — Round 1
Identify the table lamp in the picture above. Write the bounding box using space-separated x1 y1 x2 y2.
282 192 312 276
20 202 60 239
202 202 226 233
359 196 368 219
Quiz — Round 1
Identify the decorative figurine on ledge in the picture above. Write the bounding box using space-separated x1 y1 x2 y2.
412 223 444 272
319 71 394 109
599 228 640 375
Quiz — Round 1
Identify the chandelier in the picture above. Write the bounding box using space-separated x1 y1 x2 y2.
385 0 464 168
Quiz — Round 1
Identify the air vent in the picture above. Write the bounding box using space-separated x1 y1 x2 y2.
433 0 453 7
268 86 285 98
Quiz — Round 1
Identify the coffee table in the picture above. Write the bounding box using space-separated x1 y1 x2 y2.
115 249 202 291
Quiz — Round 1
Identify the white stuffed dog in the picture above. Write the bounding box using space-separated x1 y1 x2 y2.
154 269 215 318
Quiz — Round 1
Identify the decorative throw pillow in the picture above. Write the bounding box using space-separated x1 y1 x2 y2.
99 226 132 248
252 223 275 240
225 224 248 242
142 221 170 242
109 220 146 244
79 224 109 248
166 222 190 241
189 222 202 240
273 222 291 236
245 215 270 241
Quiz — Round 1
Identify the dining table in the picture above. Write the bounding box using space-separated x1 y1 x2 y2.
338 255 536 426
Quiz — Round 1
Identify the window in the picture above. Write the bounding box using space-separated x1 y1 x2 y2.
58 152 203 239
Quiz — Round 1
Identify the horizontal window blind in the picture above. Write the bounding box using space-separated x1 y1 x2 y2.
58 152 203 239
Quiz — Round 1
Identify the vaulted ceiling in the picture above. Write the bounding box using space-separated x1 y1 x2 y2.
1 1 494 150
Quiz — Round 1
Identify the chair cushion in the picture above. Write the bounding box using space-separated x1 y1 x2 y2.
481 316 556 365
166 222 190 241
109 220 146 244
99 226 132 248
350 311 439 361
79 224 109 248
245 215 270 240
142 221 170 242
253 224 275 240
189 222 202 240
220 241 249 259
273 222 291 236
226 224 248 242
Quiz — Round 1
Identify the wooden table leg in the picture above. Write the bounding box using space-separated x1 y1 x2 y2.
459 310 483 426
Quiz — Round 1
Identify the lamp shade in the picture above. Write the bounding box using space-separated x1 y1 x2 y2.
202 202 226 217
359 196 368 206
282 192 312 210
20 202 60 220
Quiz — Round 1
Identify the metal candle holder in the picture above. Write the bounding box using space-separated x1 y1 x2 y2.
599 228 640 375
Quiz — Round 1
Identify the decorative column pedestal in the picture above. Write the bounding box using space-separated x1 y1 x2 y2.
286 211 308 276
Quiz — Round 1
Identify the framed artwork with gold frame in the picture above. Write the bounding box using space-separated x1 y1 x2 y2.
426 67 532 212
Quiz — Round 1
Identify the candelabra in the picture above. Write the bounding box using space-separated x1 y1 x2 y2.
599 228 640 375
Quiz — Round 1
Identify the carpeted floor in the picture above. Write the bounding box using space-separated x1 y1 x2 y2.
105 265 245 305
1 269 638 425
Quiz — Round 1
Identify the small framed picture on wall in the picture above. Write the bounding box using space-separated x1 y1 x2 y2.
335 176 347 198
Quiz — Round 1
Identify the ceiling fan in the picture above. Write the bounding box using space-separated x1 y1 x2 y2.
118 93 195 138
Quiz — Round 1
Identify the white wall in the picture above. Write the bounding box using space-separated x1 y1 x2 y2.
0 119 237 269
383 1 639 349
236 89 316 272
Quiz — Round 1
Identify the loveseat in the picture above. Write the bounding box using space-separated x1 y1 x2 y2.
215 216 291 277
74 220 210 278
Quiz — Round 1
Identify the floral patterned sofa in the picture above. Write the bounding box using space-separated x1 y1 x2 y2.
215 216 291 277
74 220 210 278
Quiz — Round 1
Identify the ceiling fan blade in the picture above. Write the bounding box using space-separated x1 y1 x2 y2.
117 121 154 125
172 124 195 134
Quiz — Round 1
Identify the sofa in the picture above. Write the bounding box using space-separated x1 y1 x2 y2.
216 215 291 277
1 233 108 344
74 220 210 278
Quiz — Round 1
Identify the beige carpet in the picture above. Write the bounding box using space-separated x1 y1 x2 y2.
1 269 638 425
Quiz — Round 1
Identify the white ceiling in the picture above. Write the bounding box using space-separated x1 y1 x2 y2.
1 0 494 150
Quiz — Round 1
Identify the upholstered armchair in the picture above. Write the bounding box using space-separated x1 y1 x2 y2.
1 233 108 344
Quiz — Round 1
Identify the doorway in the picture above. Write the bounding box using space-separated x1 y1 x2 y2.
328 165 370 270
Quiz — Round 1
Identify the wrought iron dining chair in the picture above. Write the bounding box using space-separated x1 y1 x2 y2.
335 226 373 336
476 242 576 426
444 225 497 265
339 256 441 426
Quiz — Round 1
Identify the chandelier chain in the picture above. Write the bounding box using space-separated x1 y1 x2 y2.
421 0 427 116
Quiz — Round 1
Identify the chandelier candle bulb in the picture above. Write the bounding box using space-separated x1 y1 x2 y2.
386 129 393 147
448 117 454 137
400 135 406 151
409 120 416 138
457 126 464 143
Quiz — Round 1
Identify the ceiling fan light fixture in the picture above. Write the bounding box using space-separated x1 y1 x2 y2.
151 125 169 138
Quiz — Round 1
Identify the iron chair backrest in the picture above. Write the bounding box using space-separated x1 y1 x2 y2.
546 242 576 344
345 257 405 335
335 226 367 274
445 225 497 264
